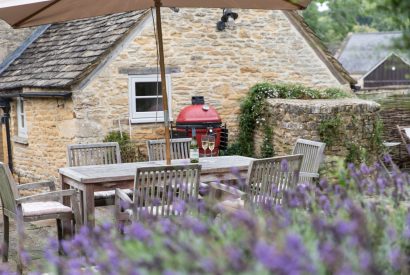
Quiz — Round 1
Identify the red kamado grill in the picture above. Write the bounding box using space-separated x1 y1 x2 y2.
175 97 228 156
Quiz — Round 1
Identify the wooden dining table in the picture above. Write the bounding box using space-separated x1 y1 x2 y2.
59 155 255 226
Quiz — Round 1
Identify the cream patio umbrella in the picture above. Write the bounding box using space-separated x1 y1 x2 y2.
0 0 312 164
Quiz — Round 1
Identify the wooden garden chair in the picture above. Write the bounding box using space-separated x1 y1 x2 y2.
146 138 191 161
67 142 132 206
209 155 303 213
115 164 201 227
0 163 81 273
292 139 326 184
397 125 410 155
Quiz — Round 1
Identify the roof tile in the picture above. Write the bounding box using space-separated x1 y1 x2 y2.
0 10 147 90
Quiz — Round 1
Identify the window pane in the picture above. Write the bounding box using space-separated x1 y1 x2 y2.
135 98 163 112
21 115 25 128
20 100 24 113
135 82 162 97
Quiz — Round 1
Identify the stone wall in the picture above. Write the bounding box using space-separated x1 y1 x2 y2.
254 98 381 159
10 97 75 183
0 20 32 63
10 9 352 182
76 9 349 149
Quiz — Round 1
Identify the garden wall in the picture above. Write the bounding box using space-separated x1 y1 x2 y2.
254 98 381 160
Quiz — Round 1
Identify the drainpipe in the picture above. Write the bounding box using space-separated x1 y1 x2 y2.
0 98 12 172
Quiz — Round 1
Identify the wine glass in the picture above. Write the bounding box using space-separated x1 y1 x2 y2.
201 136 209 157
208 136 215 157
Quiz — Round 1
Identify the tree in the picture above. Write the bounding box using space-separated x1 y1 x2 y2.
303 0 408 51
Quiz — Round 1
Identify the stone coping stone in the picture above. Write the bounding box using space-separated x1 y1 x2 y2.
267 98 380 113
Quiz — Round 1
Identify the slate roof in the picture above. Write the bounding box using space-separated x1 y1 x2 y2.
336 32 410 75
0 11 147 91
284 11 356 85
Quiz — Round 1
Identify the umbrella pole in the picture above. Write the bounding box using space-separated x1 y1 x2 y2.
155 0 171 165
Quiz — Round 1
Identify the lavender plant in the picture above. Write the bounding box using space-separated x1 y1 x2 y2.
26 158 410 274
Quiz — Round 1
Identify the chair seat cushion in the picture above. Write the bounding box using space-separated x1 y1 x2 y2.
216 198 245 213
22 201 72 217
94 189 133 199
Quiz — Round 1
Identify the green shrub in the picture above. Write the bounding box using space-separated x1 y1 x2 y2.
103 131 145 163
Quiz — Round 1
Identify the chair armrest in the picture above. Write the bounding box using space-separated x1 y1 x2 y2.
17 180 56 192
16 189 77 204
299 172 319 179
115 189 133 204
208 182 246 199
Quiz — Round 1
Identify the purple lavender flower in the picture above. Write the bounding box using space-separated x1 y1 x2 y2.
333 220 357 237
403 213 410 240
389 248 402 270
319 195 331 214
126 222 152 242
280 159 289 172
225 246 243 270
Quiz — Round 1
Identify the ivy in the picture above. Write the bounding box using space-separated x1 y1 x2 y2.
318 116 342 147
228 82 350 157
260 126 275 158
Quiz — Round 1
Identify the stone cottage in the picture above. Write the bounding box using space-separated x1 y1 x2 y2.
0 9 356 182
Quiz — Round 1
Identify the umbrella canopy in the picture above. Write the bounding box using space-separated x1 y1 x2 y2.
0 0 311 27
0 0 311 165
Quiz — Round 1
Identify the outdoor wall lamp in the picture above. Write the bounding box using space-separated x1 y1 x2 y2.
217 9 238 31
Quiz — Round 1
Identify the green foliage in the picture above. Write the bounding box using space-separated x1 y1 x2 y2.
370 117 384 155
303 0 410 51
103 131 130 147
318 116 342 147
345 142 369 165
103 131 145 163
260 126 275 158
231 83 349 157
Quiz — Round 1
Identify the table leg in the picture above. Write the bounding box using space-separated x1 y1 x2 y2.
60 175 73 237
82 185 95 227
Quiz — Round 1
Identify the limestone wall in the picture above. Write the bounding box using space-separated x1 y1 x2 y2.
10 97 75 182
254 98 381 159
76 9 348 149
0 20 32 63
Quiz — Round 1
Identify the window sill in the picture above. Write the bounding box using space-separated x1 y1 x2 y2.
130 118 173 124
13 136 28 145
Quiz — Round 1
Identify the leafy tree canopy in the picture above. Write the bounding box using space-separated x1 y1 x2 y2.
303 0 410 52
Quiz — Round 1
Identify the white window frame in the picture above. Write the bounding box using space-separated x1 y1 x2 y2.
128 74 172 124
17 97 27 138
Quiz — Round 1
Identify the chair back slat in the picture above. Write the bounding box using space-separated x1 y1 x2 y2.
292 139 326 183
133 164 201 219
0 163 19 214
397 125 410 155
67 142 121 167
147 138 191 161
245 155 303 207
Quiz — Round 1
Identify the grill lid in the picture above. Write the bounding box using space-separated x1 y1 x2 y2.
176 104 221 124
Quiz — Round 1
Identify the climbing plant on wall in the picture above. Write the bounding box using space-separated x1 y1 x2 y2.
230 83 350 157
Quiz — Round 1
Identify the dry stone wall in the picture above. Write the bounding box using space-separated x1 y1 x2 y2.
254 98 381 159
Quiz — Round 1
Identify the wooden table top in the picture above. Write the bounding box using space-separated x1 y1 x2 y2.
59 156 255 184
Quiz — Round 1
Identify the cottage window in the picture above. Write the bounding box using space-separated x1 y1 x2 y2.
17 98 27 138
128 75 172 123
